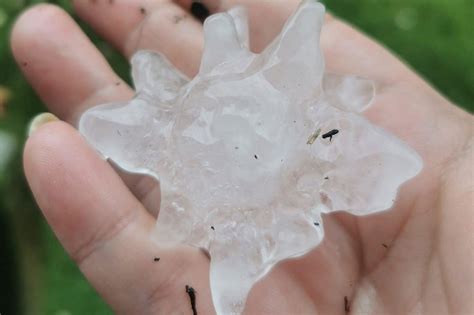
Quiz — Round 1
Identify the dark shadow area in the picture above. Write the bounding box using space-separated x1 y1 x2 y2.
0 203 21 315
191 1 211 23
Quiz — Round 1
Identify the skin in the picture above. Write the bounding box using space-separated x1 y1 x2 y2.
11 0 473 314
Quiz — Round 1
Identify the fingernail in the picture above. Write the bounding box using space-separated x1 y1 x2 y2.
27 113 59 137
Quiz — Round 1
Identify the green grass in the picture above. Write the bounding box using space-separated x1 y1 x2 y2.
41 225 114 315
0 1 472 314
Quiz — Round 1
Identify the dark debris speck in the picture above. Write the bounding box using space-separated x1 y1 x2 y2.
173 14 187 24
344 296 350 313
186 285 197 315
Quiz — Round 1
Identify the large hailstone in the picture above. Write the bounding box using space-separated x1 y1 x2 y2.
79 1 423 314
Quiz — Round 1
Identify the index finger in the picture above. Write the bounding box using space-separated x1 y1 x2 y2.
24 121 215 314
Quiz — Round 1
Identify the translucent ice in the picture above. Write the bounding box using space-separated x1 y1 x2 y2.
79 1 423 314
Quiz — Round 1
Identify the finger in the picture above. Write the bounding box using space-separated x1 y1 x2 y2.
11 4 134 124
320 17 413 85
72 0 204 76
24 121 214 314
11 5 163 211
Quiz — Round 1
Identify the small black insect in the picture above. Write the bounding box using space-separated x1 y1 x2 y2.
322 129 339 142
153 257 160 262
313 222 320 226
344 296 350 313
211 226 215 230
186 285 197 315
324 176 329 180
191 1 210 23
254 154 258 160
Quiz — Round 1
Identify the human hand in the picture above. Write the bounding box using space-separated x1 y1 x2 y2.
13 0 473 314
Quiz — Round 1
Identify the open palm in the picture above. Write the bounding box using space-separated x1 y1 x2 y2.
13 0 472 314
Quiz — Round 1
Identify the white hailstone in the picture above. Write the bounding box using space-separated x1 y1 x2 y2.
79 1 423 314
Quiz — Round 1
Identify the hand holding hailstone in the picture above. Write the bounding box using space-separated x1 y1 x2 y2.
79 1 422 314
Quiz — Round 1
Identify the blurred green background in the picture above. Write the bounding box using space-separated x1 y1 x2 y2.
0 0 472 314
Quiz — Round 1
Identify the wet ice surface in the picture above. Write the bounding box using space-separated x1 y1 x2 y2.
79 1 423 314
